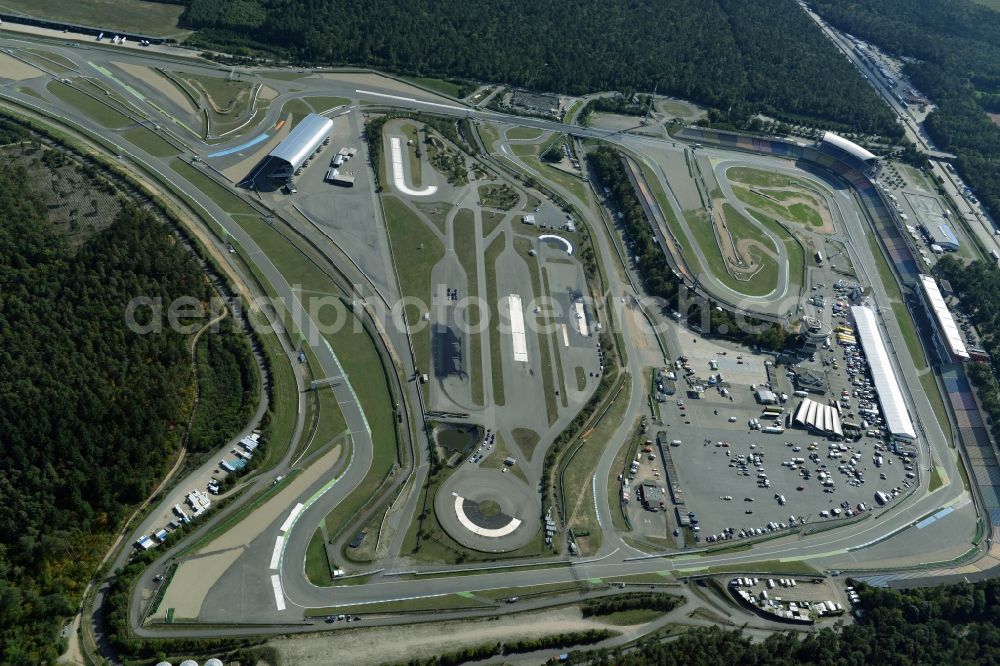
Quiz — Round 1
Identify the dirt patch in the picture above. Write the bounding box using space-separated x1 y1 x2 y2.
0 52 41 80
200 443 342 557
154 547 242 621
113 61 197 115
269 606 609 665
259 85 279 101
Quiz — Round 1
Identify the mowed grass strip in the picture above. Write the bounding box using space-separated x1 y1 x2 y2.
635 158 702 271
562 375 633 555
46 80 131 128
382 195 445 393
305 96 350 112
399 76 468 98
171 160 259 216
306 527 333 586
223 215 400 544
454 208 485 406
399 123 423 188
122 126 178 157
748 211 805 296
485 232 507 405
507 126 544 141
514 237 558 425
304 593 490 617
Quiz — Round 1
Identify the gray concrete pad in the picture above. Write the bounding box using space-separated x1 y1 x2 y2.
657 387 916 539
436 468 539 552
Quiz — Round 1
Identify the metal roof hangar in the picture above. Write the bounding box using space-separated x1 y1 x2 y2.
268 113 333 179
850 306 917 441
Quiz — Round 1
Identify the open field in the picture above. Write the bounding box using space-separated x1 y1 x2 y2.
453 208 485 406
305 386 349 458
731 185 831 232
223 216 401 550
507 126 544 141
170 161 259 216
122 126 178 157
484 232 507 405
399 123 423 188
382 195 444 395
748 211 805 297
634 158 701 270
0 0 190 37
306 528 333 586
399 76 468 98
22 48 75 72
179 72 252 117
305 96 350 112
562 375 632 555
46 80 131 128
683 208 776 297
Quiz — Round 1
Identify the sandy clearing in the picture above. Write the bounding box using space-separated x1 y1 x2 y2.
316 72 446 100
269 606 609 665
155 547 243 621
198 443 342 556
0 52 41 80
259 84 279 101
220 114 293 182
112 60 198 116
154 443 343 621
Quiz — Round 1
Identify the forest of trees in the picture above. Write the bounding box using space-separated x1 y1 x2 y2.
809 0 1000 225
588 146 790 352
0 153 252 662
176 0 898 136
188 325 259 453
585 578 1000 665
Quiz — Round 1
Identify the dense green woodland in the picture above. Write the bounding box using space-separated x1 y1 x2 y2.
0 155 252 663
808 0 1000 226
176 0 897 136
585 579 1000 665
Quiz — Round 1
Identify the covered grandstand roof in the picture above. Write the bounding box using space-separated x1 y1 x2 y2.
821 132 878 163
919 275 969 360
850 306 917 440
268 113 333 171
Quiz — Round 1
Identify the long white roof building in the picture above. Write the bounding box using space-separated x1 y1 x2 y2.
919 274 969 360
821 131 878 163
268 113 333 172
850 306 917 441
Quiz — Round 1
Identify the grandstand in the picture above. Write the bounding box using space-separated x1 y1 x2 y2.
918 274 969 362
818 132 880 176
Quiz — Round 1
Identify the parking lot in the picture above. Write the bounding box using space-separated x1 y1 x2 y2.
646 302 918 540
